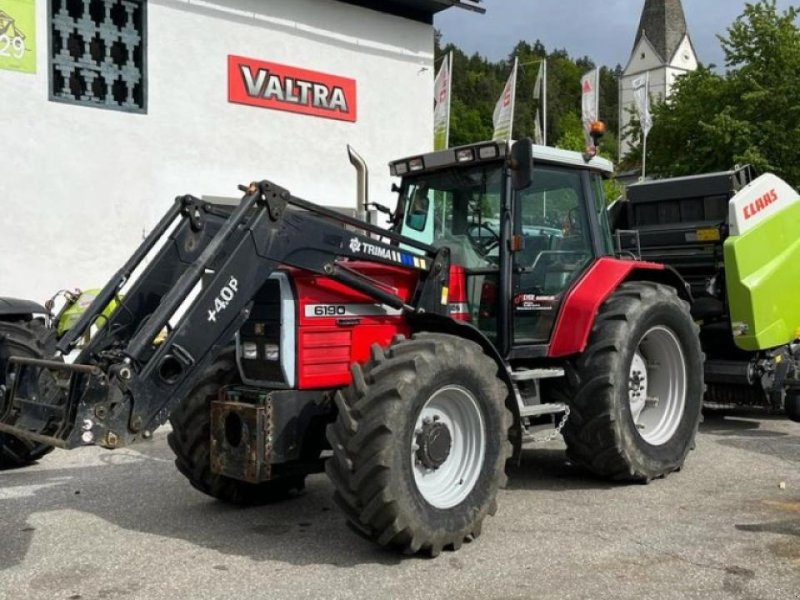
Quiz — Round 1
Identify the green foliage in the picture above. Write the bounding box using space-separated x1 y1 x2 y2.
629 0 800 185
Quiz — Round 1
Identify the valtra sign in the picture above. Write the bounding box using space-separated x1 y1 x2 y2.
228 55 357 123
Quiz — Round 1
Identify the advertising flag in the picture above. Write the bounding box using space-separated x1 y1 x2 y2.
581 68 599 137
533 62 544 101
632 74 653 136
433 52 453 150
492 57 518 141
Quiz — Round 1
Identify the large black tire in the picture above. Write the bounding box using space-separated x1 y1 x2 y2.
0 319 59 469
326 333 512 556
167 350 305 505
553 282 704 482
785 392 800 423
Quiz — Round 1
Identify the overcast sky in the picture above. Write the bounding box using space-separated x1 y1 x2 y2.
435 0 798 69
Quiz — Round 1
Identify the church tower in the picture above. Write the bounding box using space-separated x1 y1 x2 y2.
619 0 698 158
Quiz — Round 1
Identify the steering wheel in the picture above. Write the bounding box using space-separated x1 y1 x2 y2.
468 222 500 253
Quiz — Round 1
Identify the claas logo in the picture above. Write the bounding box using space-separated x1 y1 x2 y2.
743 188 778 220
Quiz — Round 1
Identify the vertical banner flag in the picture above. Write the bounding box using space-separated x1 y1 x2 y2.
433 52 453 151
533 62 544 102
632 73 652 178
533 61 545 145
632 75 653 136
0 0 36 73
581 68 599 139
493 57 518 141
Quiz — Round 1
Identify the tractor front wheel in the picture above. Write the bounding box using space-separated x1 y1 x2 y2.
555 282 704 482
326 333 512 556
0 320 59 469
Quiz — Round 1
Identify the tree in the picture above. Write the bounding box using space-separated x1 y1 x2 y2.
637 0 800 184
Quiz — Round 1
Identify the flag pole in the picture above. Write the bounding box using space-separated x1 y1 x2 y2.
642 71 649 181
510 56 519 140
446 51 453 148
542 59 548 146
594 68 600 127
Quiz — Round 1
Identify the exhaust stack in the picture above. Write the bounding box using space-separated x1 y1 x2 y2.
347 145 370 224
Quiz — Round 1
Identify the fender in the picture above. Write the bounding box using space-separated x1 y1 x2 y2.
0 297 47 321
548 258 690 358
407 312 524 460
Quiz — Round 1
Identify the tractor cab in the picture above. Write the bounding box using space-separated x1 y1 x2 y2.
391 139 615 354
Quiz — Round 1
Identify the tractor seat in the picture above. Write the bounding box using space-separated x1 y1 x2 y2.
433 235 490 270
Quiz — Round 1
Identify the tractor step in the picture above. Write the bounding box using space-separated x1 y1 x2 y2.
519 402 567 418
510 368 565 382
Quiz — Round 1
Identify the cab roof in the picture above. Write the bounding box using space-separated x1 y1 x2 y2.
389 140 614 178
532 144 614 175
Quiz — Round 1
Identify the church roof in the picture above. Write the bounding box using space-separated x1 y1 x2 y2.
633 0 689 63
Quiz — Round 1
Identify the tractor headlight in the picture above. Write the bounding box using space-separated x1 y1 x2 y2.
242 342 258 360
408 158 424 172
478 145 499 159
456 148 475 162
264 344 279 361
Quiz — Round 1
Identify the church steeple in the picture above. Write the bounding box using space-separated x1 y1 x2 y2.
633 0 690 64
619 0 698 160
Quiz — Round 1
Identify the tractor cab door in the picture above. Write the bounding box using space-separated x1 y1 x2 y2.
511 166 605 345
397 165 505 343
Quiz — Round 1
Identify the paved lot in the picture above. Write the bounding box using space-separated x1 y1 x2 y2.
1 412 799 600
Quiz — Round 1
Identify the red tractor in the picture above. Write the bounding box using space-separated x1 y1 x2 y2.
0 138 703 556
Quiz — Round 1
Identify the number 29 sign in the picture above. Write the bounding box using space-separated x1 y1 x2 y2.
0 0 36 74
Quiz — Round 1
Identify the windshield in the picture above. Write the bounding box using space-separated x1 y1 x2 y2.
398 165 504 269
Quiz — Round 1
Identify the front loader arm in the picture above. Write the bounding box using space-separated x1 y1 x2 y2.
0 181 451 450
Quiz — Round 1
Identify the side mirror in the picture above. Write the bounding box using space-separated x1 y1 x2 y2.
510 138 533 191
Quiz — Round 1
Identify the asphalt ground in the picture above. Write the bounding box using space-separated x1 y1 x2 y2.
1 411 798 600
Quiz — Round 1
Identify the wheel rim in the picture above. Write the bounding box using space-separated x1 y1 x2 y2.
628 326 687 446
412 385 486 510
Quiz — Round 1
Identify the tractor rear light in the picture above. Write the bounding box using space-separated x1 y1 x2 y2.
478 145 499 159
264 344 279 361
242 342 258 360
456 148 475 162
448 265 471 322
409 158 424 172
479 281 498 318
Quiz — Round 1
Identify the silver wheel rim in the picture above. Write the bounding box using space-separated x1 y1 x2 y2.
628 326 687 446
412 385 486 509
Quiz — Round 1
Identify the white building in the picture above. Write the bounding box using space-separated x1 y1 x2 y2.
619 0 698 158
0 0 476 301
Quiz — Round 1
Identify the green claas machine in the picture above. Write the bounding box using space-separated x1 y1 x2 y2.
611 167 800 421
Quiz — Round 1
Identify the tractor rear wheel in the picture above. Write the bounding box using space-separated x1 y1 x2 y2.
326 333 512 556
555 282 703 482
785 391 800 423
0 319 59 469
167 349 305 504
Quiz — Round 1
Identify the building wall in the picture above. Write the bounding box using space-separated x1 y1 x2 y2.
0 0 435 301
